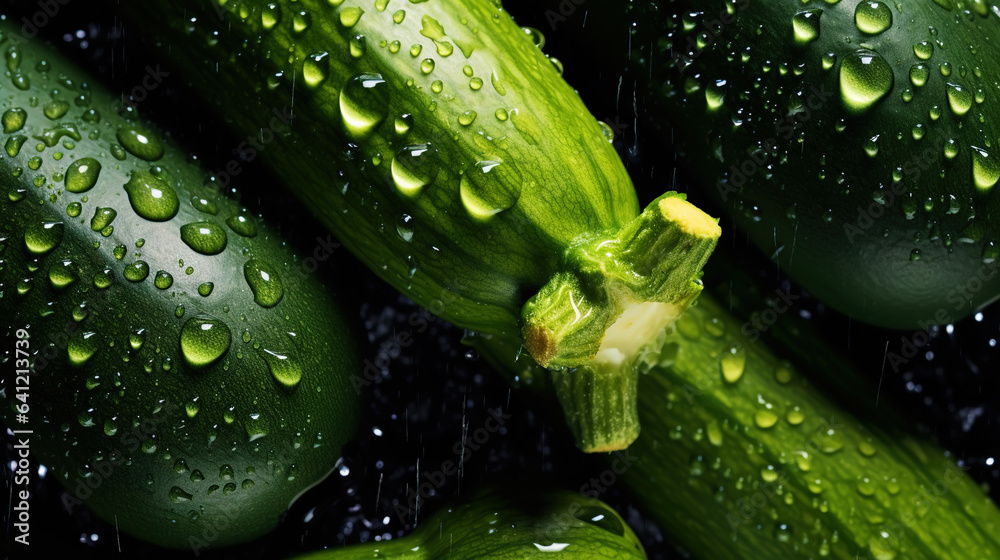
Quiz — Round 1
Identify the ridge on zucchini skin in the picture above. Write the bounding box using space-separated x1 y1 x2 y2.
611 0 1000 329
0 17 361 549
114 0 721 451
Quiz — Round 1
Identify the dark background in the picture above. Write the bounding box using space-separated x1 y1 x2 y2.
1 1 998 558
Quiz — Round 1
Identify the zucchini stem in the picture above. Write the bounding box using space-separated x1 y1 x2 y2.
521 193 720 451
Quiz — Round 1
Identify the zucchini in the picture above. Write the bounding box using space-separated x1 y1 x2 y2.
291 486 646 559
582 0 1000 329
0 17 360 549
114 0 721 450
477 291 1000 559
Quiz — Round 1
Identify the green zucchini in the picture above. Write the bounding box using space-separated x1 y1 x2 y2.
477 290 1000 559
586 0 1000 329
114 0 721 451
290 486 646 559
0 17 360 549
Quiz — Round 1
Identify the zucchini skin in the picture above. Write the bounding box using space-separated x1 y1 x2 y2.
290 486 646 559
590 0 1000 329
476 292 1000 559
0 18 360 549
115 0 639 340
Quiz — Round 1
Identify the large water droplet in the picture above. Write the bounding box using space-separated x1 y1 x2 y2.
340 73 389 137
259 348 303 389
946 83 972 116
721 345 746 383
68 332 98 366
24 221 64 255
123 261 150 282
180 221 228 255
303 52 330 88
391 144 438 197
971 146 1000 193
226 211 258 238
459 160 523 221
244 259 284 308
180 315 232 369
65 157 102 193
2 107 27 133
840 49 894 114
124 170 180 221
90 207 117 232
49 260 78 289
117 127 164 161
792 10 822 44
855 2 892 34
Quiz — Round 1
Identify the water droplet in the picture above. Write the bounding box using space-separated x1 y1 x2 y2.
459 160 522 221
48 260 78 289
169 486 193 503
945 82 972 116
2 107 27 133
792 10 822 44
124 261 150 282
190 195 219 215
116 127 164 161
90 207 117 232
840 49 894 114
198 282 214 297
259 348 303 389
913 41 934 60
944 138 959 159
180 315 232 369
340 73 389 137
420 58 435 74
768 524 799 550
391 143 438 197
93 268 113 289
705 79 726 110
225 211 258 238
786 406 805 425
394 113 413 135
458 110 477 126
909 63 929 87
293 10 312 33
68 332 98 366
303 52 330 88
244 259 284 308
180 221 228 255
755 408 779 429
24 221 64 255
775 361 794 384
972 146 1000 192
67 202 82 217
64 157 102 193
855 2 892 34
349 34 367 58
186 400 200 418
261 3 281 29
130 329 146 350
4 135 26 157
124 170 180 221
396 214 415 242
154 270 174 289
340 6 365 27
720 345 746 383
